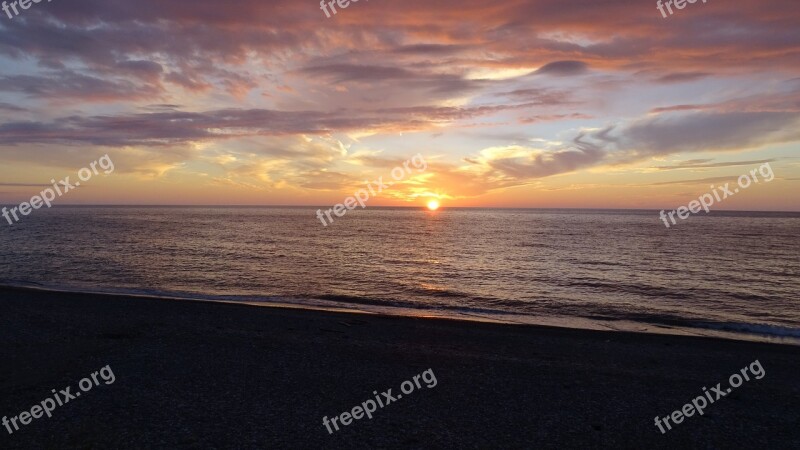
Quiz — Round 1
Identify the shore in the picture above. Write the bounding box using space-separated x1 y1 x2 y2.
1 286 798 449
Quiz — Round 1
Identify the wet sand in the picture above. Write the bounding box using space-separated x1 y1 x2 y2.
1 286 798 449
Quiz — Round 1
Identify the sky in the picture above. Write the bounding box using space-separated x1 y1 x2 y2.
0 0 798 210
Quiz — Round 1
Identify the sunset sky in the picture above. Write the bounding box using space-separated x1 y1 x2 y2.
0 0 798 209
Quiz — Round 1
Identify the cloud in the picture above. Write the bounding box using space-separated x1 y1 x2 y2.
652 158 779 170
0 102 26 112
519 113 592 124
0 0 797 105
650 176 749 186
0 71 160 101
391 44 469 56
649 104 711 114
463 109 800 184
0 0 799 205
619 111 800 157
655 72 712 83
534 61 589 76
0 100 556 147
296 63 486 102
486 129 607 179
500 88 571 104
298 64 417 83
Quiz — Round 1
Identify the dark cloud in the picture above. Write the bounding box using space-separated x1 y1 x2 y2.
519 113 592 123
534 61 589 76
391 44 469 56
649 104 710 114
0 102 542 146
0 0 796 105
298 64 417 83
0 0 794 110
141 104 182 111
651 176 750 186
0 103 26 112
296 63 484 97
500 88 571 104
112 60 164 81
0 71 160 100
476 110 800 182
488 128 608 179
620 111 800 156
656 72 712 83
652 158 779 170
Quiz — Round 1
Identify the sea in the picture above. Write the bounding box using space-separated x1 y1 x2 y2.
1 206 798 344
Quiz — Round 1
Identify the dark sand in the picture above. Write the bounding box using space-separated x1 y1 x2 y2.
0 286 798 449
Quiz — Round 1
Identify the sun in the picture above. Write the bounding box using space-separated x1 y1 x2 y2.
427 200 440 211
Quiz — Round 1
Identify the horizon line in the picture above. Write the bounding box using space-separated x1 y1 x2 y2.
1 204 799 214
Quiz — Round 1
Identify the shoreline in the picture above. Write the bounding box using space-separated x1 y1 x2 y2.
2 283 798 346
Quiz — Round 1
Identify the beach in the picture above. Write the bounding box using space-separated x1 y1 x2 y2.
1 286 798 449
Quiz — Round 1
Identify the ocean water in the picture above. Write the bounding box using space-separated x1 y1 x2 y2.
1 206 798 344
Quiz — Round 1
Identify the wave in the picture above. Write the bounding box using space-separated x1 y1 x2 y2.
2 281 798 344
690 321 800 339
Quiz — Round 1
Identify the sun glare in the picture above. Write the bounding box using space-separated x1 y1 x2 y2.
427 200 440 211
